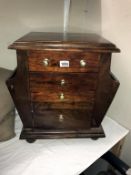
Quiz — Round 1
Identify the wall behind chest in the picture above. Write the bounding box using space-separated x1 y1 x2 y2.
0 0 63 69
0 0 101 69
102 0 131 165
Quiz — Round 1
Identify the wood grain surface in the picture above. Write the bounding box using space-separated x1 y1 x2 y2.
28 50 100 73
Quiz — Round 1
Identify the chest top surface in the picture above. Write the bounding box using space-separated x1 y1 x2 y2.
9 32 120 52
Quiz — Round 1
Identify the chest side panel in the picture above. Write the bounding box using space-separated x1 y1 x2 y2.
92 53 120 126
6 50 33 128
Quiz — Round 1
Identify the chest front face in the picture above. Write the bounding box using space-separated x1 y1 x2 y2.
28 50 100 131
7 32 120 141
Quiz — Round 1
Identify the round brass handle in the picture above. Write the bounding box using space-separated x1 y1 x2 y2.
59 114 64 122
60 79 65 86
42 58 49 66
80 60 86 67
59 93 64 100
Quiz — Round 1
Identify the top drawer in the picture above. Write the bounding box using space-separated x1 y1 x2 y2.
28 51 100 73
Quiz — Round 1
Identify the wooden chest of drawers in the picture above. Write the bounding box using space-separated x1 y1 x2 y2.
7 32 120 143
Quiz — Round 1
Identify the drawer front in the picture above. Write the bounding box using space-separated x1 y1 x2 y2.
31 91 94 103
29 72 97 103
30 72 97 91
33 109 91 130
28 51 100 73
33 101 93 110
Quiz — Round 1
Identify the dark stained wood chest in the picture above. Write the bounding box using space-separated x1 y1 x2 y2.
7 32 120 142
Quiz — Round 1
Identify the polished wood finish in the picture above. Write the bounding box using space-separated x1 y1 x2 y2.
29 72 97 92
20 126 105 140
28 51 100 73
92 53 120 126
34 109 91 129
7 32 120 141
8 32 120 52
6 50 33 128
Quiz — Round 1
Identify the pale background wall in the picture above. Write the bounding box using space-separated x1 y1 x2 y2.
101 0 131 165
0 0 131 166
68 0 101 33
0 0 64 69
0 0 101 69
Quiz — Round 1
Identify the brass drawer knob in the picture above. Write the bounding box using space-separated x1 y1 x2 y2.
59 114 64 122
59 93 64 100
42 58 49 66
60 79 65 86
80 60 86 67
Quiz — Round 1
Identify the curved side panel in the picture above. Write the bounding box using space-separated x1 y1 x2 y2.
6 50 33 128
92 53 120 126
